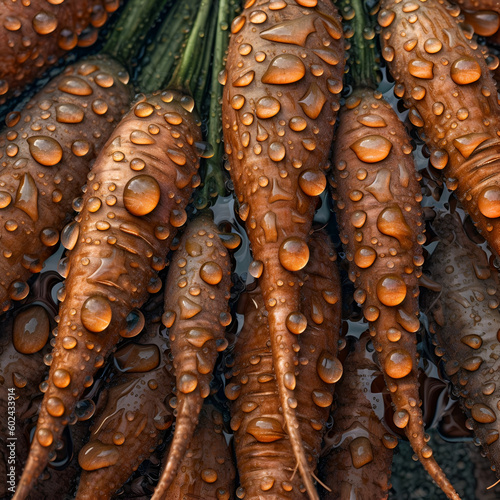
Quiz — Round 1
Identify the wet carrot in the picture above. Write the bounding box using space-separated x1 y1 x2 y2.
425 212 500 481
331 0 458 497
0 0 120 103
222 2 345 496
14 2 214 496
151 214 233 495
379 0 500 258
75 296 176 499
227 230 342 499
164 404 236 499
320 332 396 500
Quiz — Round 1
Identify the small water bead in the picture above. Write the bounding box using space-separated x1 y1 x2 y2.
58 76 93 96
430 149 448 169
92 99 108 115
256 96 280 119
28 136 63 166
404 39 417 52
358 114 387 127
354 247 376 268
317 351 342 384
81 296 112 333
62 336 77 349
350 135 392 163
378 9 396 27
53 368 71 389
286 312 307 334
450 57 482 85
268 142 286 162
351 210 367 228
6 144 18 157
376 275 407 306
0 191 13 209
37 428 54 447
261 54 306 85
13 305 50 354
123 175 160 216
393 409 410 429
130 130 155 145
46 397 65 418
478 186 500 218
79 442 120 471
279 237 309 271
200 261 223 285
134 102 154 118
32 10 58 34
385 349 412 379
233 70 255 87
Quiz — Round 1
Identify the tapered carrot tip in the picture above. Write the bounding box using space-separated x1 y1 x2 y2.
425 213 500 479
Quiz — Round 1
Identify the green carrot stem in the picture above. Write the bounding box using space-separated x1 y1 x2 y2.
167 0 214 95
340 0 379 89
137 0 199 93
103 0 171 64
196 0 238 208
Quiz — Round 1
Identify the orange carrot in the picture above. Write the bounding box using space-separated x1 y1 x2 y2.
425 212 500 480
75 296 175 499
152 214 233 496
222 2 345 496
379 0 500 258
228 230 342 498
320 333 397 500
0 0 120 103
163 404 236 499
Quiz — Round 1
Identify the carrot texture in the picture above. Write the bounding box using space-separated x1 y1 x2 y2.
320 333 396 500
153 214 233 497
425 213 500 479
379 0 500 257
222 1 345 495
76 297 175 499
164 404 236 500
14 89 202 500
0 55 131 313
0 0 120 103
227 230 342 499
331 87 459 499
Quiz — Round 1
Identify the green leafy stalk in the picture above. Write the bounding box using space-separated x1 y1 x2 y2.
137 0 199 94
167 0 214 95
339 0 379 89
196 0 239 208
103 0 172 64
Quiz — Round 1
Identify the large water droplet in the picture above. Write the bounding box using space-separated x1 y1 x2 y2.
385 349 413 379
450 57 482 85
256 96 280 119
350 135 392 163
408 59 434 79
246 417 284 442
200 261 223 285
53 368 71 388
13 305 50 354
350 436 374 468
261 55 305 85
376 275 407 307
32 10 58 34
299 83 326 119
28 136 63 166
56 103 84 124
79 442 119 471
354 246 376 268
279 237 309 271
123 175 160 216
377 206 413 250
81 296 112 332
478 186 500 218
317 351 343 383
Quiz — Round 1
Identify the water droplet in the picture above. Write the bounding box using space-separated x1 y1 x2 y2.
130 130 155 145
298 170 326 196
286 312 307 334
81 296 112 332
262 55 305 85
231 15 246 33
256 96 280 119
299 83 326 119
393 409 410 429
79 442 119 470
121 309 145 338
225 382 241 400
317 351 343 383
408 59 434 79
289 116 307 132
424 38 442 54
46 397 65 417
32 10 58 34
396 308 420 333
260 16 316 46
451 57 481 85
13 305 50 354
179 373 198 394
377 206 413 250
279 237 309 271
471 403 496 423
349 436 374 468
351 135 392 163
53 368 71 388
351 210 367 228
354 246 376 268
249 260 263 278
233 70 255 87
61 221 79 250
377 275 407 307
58 76 93 96
134 102 154 117
178 296 202 319
250 10 267 24
123 175 160 216
28 136 63 166
268 142 286 162
358 114 387 127
200 261 223 285
385 349 412 379
478 186 500 218
366 168 393 202
247 417 284 442
37 428 54 447
56 103 84 124
15 173 38 221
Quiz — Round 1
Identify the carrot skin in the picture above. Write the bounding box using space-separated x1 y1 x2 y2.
331 87 459 499
0 0 120 102
222 2 344 495
75 302 175 499
0 55 131 313
320 333 395 500
14 90 202 500
228 230 342 499
379 0 500 257
163 404 236 500
425 213 500 479
152 214 232 497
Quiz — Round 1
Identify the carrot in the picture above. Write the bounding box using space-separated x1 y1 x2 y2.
0 271 61 497
228 230 342 499
0 0 120 104
331 0 458 497
319 332 397 500
163 403 236 499
424 212 500 481
14 2 213 496
75 295 176 499
378 0 500 258
149 214 233 497
222 2 345 496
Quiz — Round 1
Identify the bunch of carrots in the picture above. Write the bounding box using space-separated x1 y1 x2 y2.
2 0 500 499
